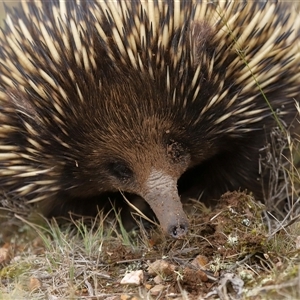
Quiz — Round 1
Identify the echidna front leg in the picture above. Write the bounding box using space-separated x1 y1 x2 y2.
141 169 188 238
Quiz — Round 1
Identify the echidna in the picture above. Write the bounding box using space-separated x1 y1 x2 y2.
0 0 299 238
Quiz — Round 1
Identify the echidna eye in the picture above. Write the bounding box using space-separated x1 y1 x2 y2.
107 161 133 181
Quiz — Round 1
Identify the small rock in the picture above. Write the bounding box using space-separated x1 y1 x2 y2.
153 275 163 284
144 283 152 290
148 260 175 276
29 277 42 291
120 270 144 286
150 284 165 296
191 254 209 270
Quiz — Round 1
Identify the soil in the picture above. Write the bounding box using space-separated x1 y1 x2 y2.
0 191 294 299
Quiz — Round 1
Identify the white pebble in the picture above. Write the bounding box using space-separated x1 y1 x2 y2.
120 270 144 286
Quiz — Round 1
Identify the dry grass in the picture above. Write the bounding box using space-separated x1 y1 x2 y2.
1 187 300 299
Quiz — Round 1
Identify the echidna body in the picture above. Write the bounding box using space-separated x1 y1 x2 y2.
0 1 299 238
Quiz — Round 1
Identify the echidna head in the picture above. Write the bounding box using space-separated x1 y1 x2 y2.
59 75 201 238
91 124 191 238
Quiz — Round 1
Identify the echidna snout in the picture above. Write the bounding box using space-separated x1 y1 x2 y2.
141 170 189 238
